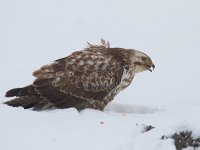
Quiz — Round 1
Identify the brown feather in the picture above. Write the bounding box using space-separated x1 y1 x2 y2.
4 39 154 111
4 96 42 109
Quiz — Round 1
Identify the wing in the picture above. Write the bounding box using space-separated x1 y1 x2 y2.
32 50 123 108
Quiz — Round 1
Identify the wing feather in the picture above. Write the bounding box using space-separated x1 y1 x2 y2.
32 50 123 107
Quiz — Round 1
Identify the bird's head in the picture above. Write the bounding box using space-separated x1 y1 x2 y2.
130 50 155 74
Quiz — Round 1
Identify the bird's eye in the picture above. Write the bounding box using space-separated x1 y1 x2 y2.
141 57 147 61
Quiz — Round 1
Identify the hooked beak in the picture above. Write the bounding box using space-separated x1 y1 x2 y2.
147 63 155 72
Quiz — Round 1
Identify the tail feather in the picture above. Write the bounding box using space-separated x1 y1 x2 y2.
5 85 37 97
4 84 56 110
4 96 41 109
5 88 23 97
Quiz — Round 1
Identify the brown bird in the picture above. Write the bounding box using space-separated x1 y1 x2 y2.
4 39 155 111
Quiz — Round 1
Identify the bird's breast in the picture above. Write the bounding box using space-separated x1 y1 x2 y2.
104 68 135 102
118 68 135 91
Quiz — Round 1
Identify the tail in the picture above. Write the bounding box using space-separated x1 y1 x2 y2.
4 96 41 109
5 85 36 97
4 85 40 109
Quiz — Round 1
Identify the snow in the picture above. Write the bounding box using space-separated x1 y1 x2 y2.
0 0 200 150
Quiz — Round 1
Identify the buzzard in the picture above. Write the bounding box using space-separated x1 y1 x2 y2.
4 39 155 111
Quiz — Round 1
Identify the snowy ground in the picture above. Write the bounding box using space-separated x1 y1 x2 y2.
0 0 200 150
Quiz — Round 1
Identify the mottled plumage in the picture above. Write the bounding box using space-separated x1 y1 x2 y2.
4 39 155 111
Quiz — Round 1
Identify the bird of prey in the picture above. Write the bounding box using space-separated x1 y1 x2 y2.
4 39 155 111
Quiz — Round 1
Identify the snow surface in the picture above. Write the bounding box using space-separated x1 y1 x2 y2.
0 0 200 150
